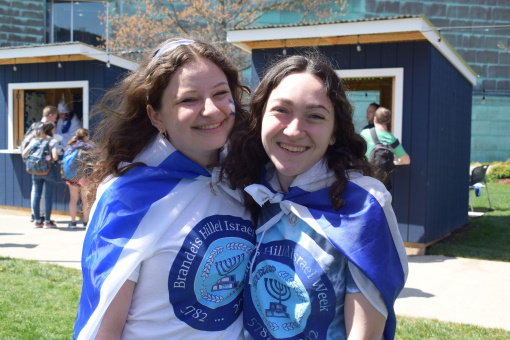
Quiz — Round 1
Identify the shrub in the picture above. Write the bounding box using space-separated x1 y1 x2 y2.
487 159 510 182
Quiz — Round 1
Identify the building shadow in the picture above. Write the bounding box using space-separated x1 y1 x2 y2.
398 287 435 299
0 243 38 249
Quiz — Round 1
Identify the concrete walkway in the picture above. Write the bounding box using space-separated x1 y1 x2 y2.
1 208 509 332
0 208 84 269
396 255 510 331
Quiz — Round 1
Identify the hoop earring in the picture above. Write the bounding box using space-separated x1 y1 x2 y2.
160 130 168 139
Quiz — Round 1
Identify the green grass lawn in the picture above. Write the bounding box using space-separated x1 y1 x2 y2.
428 182 510 262
1 254 510 339
0 257 81 340
396 316 510 339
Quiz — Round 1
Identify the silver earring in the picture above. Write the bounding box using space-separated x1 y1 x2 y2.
330 137 336 145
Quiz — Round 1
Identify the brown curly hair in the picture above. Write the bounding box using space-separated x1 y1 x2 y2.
86 38 250 204
222 52 372 220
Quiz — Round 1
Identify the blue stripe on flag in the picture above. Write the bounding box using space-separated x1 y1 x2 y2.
285 181 405 339
74 150 209 338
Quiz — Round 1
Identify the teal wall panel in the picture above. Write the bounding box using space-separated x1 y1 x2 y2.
471 96 510 161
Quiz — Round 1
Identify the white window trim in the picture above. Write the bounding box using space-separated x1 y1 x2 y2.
337 68 404 141
2 80 89 153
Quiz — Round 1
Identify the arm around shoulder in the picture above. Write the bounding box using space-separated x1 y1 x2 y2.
95 280 135 340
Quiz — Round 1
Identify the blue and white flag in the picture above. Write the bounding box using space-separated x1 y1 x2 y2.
245 160 408 340
74 136 254 339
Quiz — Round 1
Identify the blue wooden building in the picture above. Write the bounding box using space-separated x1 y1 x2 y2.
228 15 478 249
0 42 137 213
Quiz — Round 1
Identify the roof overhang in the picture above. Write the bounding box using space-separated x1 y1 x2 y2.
0 42 138 71
227 15 477 86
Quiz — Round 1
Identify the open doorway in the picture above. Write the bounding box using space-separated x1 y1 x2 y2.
337 68 404 140
7 81 89 151
345 77 394 132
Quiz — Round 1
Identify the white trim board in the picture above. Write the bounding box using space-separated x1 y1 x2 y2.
227 16 477 86
1 43 138 71
338 68 404 142
228 17 425 43
4 81 89 152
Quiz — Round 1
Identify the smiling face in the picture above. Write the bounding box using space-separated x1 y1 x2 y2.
147 57 235 167
261 72 335 191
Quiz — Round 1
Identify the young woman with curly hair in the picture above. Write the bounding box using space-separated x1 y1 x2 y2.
74 38 255 340
222 53 408 340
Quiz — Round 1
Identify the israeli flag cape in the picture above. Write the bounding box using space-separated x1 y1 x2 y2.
245 160 408 340
73 135 225 339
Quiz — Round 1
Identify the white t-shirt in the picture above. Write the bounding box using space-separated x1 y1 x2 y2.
75 135 255 340
56 114 81 145
122 181 254 339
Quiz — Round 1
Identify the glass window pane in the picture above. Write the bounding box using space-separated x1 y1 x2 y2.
347 91 380 133
53 1 72 42
73 1 107 46
50 1 107 46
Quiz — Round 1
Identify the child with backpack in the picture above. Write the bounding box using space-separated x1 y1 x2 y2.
62 128 95 228
22 121 60 228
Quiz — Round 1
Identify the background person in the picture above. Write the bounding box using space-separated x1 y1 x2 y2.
22 122 60 229
360 106 410 189
63 128 95 228
56 95 82 146
21 105 58 223
361 102 379 131
74 38 254 340
223 54 408 340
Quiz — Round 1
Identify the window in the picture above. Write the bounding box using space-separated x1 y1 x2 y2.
338 68 404 141
46 0 108 46
6 81 89 152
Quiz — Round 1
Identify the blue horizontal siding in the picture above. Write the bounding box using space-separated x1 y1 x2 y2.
0 60 129 211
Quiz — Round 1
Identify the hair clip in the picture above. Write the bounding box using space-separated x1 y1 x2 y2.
152 39 195 60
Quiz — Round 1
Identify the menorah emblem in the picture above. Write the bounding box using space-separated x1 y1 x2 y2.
265 278 291 318
211 253 245 292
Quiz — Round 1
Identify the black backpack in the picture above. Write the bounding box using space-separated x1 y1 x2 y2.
368 127 400 190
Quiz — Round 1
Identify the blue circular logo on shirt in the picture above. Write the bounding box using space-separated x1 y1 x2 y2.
246 240 336 339
169 215 254 331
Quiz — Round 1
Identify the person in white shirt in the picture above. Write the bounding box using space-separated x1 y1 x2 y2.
56 97 81 146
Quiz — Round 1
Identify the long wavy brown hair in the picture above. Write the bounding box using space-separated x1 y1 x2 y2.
222 52 372 220
85 38 250 204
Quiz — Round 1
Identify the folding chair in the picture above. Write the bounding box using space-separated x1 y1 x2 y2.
468 165 492 212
